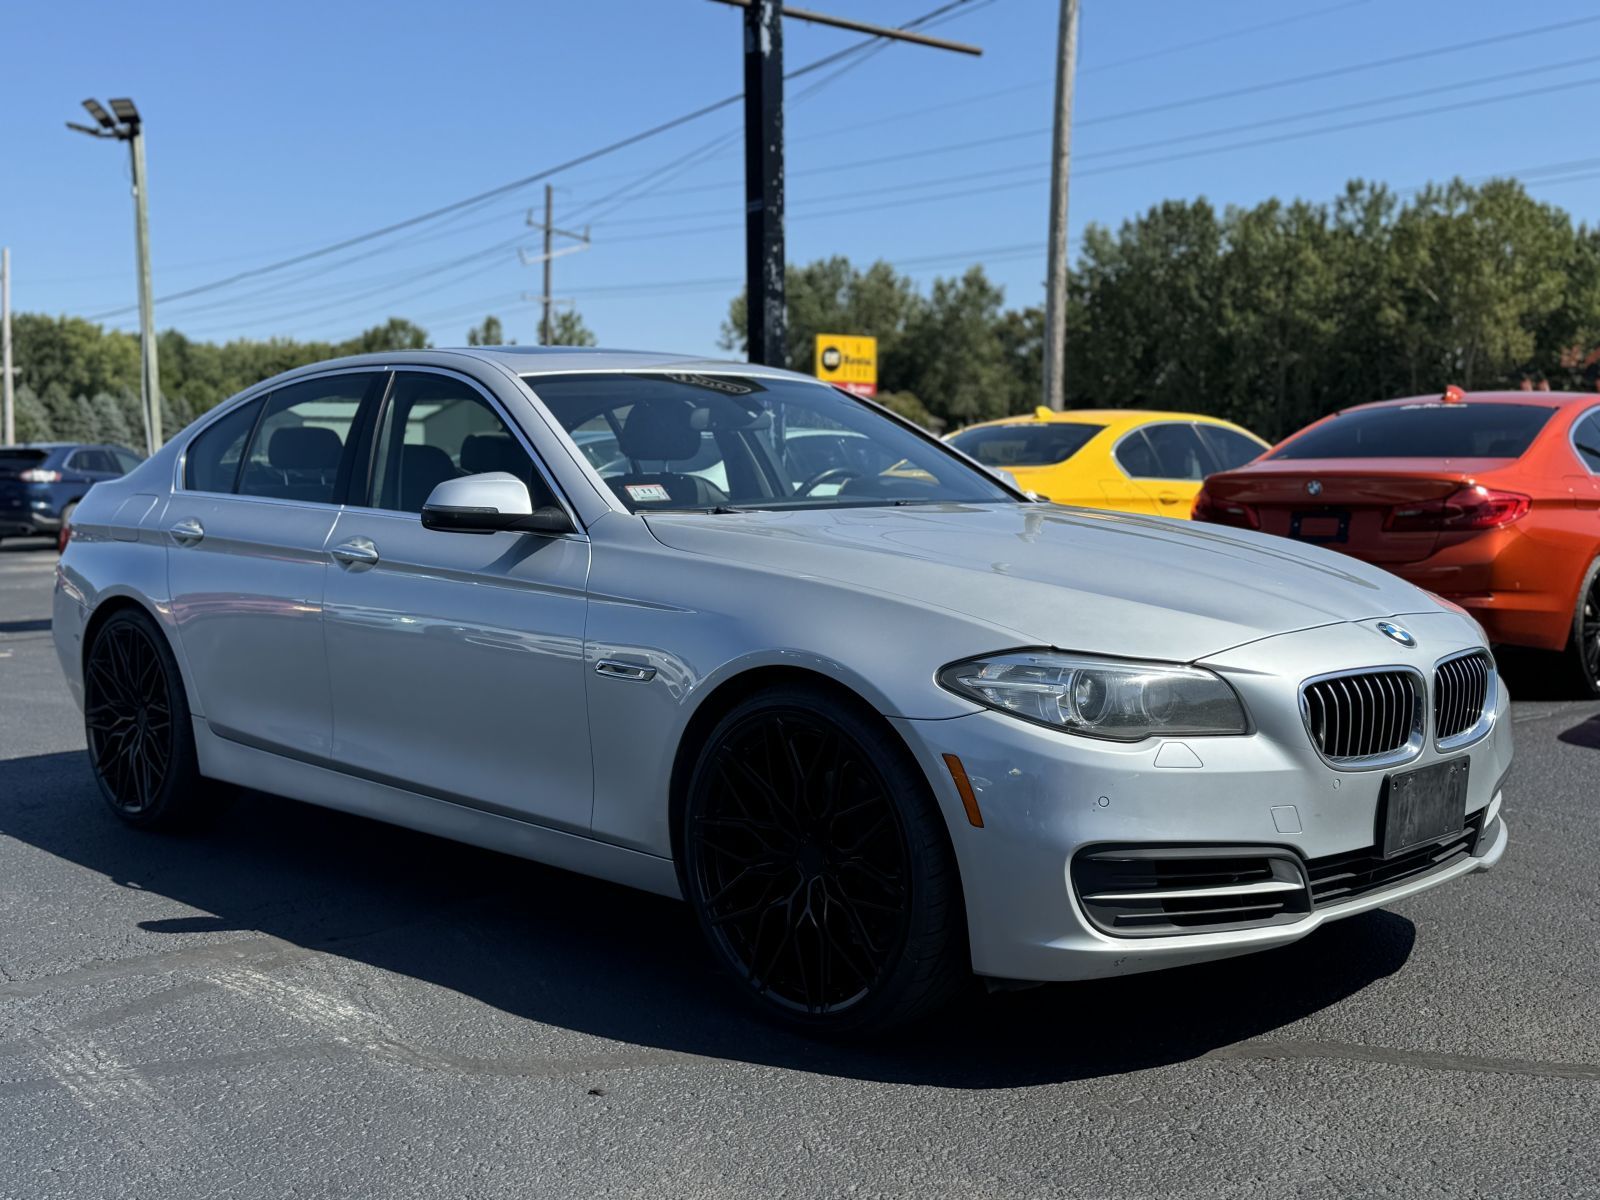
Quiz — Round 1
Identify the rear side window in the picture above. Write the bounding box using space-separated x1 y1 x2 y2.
1117 423 1209 480
185 398 264 493
238 376 368 503
1572 410 1600 472
1273 403 1555 459
70 449 116 473
112 448 143 473
948 423 1103 467
1197 425 1265 472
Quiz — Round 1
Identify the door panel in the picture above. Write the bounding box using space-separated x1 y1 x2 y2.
165 496 340 755
322 369 594 832
165 372 377 757
323 512 593 831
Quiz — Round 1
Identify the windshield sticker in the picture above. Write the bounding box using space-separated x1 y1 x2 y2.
626 483 672 503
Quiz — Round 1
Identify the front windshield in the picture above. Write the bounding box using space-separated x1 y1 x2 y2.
525 371 1016 512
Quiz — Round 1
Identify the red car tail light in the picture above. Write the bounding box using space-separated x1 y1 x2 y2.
1192 485 1259 529
18 468 62 483
1385 485 1530 532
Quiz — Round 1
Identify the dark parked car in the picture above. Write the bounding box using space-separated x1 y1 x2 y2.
0 443 144 543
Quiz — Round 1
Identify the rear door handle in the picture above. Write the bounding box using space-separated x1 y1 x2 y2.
331 537 380 567
169 517 205 545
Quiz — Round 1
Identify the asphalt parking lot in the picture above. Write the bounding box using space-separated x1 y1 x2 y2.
1 538 1598 1199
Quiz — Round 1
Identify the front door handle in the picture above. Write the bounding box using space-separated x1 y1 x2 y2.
331 537 380 567
1157 490 1183 505
169 517 205 545
595 659 657 682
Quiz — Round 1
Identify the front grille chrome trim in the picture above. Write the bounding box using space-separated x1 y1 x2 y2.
1434 649 1497 751
1298 665 1426 771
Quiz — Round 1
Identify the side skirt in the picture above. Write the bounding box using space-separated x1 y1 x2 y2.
192 718 683 900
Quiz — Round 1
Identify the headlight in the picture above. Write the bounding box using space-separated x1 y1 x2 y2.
938 650 1248 741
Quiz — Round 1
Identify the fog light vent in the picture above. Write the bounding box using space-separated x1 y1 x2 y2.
1072 846 1310 938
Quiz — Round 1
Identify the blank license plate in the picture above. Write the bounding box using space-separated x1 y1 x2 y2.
1379 758 1469 858
1291 510 1350 543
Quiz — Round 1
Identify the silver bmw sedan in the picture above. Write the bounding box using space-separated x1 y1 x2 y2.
51 348 1510 1032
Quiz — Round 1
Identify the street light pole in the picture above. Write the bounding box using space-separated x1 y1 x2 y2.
67 98 160 454
128 119 160 452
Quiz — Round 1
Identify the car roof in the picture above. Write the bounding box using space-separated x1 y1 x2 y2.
266 345 821 383
954 408 1257 434
1346 390 1600 412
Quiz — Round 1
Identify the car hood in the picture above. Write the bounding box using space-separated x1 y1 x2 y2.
641 502 1440 661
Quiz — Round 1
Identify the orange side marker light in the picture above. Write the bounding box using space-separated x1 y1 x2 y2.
942 753 984 828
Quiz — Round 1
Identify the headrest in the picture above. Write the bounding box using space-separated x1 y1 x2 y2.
399 444 457 512
268 426 342 470
459 433 524 475
617 401 703 462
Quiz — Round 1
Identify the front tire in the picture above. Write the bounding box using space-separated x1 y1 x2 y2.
681 684 967 1033
83 608 204 828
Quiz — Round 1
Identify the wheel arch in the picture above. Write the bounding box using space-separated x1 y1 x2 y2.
79 593 204 721
81 593 168 667
665 663 945 890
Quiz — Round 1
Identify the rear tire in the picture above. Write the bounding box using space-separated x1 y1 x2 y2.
1566 558 1600 699
681 684 968 1034
83 608 205 829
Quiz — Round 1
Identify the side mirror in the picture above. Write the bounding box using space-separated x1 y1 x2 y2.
420 472 575 536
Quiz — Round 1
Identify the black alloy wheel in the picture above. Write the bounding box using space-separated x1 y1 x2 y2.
84 609 203 827
1571 559 1600 699
683 685 966 1032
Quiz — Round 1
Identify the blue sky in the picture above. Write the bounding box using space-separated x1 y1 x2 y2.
4 0 1599 357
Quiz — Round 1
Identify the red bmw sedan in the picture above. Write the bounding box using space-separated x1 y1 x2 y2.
1194 389 1600 693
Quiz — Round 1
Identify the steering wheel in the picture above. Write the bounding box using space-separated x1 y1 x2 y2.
794 466 866 497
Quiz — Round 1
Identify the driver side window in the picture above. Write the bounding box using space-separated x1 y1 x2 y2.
367 373 554 514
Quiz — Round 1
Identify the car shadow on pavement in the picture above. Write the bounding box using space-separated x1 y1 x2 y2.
0 750 1416 1089
1557 713 1600 748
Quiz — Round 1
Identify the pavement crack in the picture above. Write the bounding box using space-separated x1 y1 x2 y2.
1207 1038 1600 1081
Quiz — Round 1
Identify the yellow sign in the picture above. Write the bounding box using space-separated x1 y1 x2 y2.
814 334 878 396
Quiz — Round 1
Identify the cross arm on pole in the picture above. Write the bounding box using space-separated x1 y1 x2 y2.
706 0 982 55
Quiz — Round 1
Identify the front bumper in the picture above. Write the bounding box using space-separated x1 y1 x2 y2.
895 612 1512 982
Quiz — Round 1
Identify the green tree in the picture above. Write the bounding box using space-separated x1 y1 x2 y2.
12 386 52 442
89 392 134 448
721 256 923 377
467 315 511 346
548 308 597 347
896 267 1019 428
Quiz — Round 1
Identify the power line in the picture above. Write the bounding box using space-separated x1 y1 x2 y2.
578 62 1600 238
83 0 982 322
1077 11 1600 131
143 7 973 337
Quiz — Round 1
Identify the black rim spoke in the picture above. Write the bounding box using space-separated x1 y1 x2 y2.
691 709 911 1014
85 623 174 814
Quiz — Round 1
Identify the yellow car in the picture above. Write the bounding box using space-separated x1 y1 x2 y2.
946 407 1270 519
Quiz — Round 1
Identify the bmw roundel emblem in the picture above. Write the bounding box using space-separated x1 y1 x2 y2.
1306 480 1323 496
1376 620 1416 648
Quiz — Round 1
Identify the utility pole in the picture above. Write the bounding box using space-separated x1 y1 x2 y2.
2 248 13 447
542 184 554 345
1043 0 1079 412
520 192 589 344
67 98 160 454
743 0 786 367
709 0 981 368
